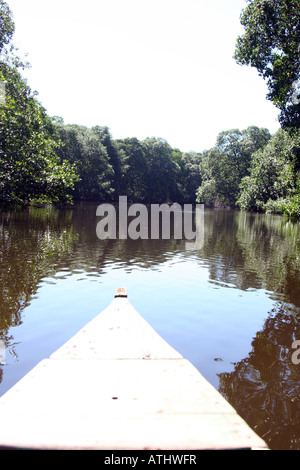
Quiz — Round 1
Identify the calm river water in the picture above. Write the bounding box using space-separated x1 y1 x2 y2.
0 203 299 450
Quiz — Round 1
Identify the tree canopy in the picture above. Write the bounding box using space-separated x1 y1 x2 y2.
0 0 14 56
238 128 300 217
55 123 115 202
234 0 300 129
0 1 79 205
0 63 78 205
196 127 271 207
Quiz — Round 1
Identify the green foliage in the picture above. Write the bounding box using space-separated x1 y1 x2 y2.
55 124 115 201
114 138 202 203
0 0 14 56
196 126 271 207
0 1 78 206
263 195 300 218
91 126 128 198
234 0 300 129
141 137 180 203
237 128 300 217
115 137 149 202
0 64 78 205
172 150 203 203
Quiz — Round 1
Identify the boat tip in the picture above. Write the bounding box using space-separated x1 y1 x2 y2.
115 287 127 298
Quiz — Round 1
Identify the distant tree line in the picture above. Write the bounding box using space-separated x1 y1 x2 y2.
53 121 202 204
0 0 299 217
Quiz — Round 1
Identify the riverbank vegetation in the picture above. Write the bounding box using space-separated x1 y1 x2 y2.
0 0 299 217
233 0 300 218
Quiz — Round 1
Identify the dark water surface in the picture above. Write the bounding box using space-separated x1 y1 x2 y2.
0 203 299 450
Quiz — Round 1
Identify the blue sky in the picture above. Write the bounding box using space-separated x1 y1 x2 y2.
7 0 280 152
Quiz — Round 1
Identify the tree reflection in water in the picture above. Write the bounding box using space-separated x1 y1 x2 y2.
219 302 300 450
200 211 300 450
0 206 79 357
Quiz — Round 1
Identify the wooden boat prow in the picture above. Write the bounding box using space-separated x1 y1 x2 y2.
51 287 182 361
0 288 268 450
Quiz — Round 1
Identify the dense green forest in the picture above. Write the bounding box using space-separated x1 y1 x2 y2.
0 0 299 216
